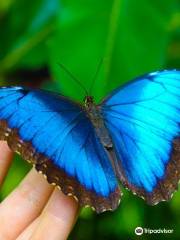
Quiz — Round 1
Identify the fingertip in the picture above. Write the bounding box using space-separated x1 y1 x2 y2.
31 189 79 239
47 189 79 221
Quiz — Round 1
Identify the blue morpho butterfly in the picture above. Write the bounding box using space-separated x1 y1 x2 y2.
0 70 179 213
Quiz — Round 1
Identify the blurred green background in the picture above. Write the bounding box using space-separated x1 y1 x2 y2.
0 0 180 239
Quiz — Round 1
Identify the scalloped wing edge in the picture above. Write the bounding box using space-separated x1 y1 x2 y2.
0 120 121 213
117 137 180 205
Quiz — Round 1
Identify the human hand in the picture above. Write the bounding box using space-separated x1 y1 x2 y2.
0 141 79 240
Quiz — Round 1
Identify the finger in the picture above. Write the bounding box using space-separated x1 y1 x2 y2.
0 168 54 239
30 188 79 240
16 218 40 240
0 141 13 185
17 190 79 240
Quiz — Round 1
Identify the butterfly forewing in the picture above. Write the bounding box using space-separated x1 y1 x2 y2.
0 87 121 213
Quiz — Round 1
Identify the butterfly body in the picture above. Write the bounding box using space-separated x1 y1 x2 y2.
84 96 113 149
0 70 179 213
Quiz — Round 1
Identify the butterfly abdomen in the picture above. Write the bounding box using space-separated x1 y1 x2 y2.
85 103 113 150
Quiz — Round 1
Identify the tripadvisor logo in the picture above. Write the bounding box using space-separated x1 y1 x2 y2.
135 227 143 235
135 227 173 235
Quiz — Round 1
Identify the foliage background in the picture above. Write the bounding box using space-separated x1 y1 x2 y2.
0 0 180 239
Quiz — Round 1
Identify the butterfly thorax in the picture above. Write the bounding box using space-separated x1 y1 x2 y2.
84 96 113 149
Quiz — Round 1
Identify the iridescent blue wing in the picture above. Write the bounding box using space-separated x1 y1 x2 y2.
0 87 120 213
101 70 180 204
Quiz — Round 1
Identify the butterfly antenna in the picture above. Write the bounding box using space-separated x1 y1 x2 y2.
57 63 88 96
89 58 103 95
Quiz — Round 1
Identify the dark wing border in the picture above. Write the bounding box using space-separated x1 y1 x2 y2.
114 137 180 205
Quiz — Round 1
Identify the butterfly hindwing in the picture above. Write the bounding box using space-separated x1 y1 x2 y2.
0 87 121 213
101 70 180 204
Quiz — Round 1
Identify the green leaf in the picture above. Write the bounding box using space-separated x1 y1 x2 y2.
48 0 179 102
0 0 14 16
0 0 59 74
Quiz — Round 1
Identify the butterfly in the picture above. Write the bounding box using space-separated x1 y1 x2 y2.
0 70 179 213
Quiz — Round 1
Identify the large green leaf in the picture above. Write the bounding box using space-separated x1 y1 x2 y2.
0 0 59 74
48 0 179 102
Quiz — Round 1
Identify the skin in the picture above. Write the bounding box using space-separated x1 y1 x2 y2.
0 141 79 240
